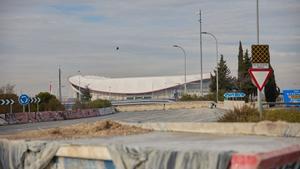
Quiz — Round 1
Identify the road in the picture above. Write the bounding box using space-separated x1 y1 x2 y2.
0 108 225 134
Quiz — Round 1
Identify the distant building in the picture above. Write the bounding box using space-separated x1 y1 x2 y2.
68 74 211 101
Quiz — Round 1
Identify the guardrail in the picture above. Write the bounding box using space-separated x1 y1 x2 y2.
111 99 174 106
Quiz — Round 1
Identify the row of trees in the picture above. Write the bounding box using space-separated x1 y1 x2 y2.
209 41 280 103
0 85 64 114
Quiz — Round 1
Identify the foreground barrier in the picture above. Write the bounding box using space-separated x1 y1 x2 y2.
52 144 300 169
3 107 115 124
231 145 300 169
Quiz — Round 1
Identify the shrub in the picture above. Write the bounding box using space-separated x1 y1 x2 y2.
180 94 214 101
218 105 260 122
87 99 112 109
218 105 300 123
264 109 300 123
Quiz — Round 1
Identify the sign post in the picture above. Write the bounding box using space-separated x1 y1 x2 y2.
0 99 15 113
30 97 41 112
250 44 271 118
19 94 30 112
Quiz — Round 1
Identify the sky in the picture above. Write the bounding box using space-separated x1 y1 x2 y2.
0 0 299 98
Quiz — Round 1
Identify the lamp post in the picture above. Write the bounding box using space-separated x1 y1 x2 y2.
173 45 187 94
78 70 81 102
202 32 219 103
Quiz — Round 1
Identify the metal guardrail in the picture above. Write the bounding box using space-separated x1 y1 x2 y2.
111 99 174 106
262 102 300 107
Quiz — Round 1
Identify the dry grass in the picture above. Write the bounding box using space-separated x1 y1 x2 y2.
0 120 151 140
218 105 300 123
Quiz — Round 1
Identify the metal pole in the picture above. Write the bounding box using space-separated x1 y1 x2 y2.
23 105 25 112
256 0 260 45
78 71 81 102
202 32 219 103
256 0 263 116
59 66 62 102
199 10 203 96
173 45 187 94
10 104 12 114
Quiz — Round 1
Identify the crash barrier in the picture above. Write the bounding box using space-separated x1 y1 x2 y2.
3 107 115 124
231 145 300 169
53 144 300 169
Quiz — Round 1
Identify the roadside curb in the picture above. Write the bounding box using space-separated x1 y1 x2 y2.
119 121 300 137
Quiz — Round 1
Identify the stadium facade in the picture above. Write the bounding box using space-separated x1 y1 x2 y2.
69 74 211 101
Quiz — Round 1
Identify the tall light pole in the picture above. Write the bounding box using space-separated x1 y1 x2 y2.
199 10 203 96
202 32 219 103
173 45 187 94
78 70 81 102
256 0 263 114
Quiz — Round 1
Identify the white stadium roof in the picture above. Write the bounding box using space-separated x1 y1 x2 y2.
69 74 210 94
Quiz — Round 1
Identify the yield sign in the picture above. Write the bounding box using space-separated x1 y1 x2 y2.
248 68 272 91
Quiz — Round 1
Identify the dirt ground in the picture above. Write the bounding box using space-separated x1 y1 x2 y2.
0 120 151 140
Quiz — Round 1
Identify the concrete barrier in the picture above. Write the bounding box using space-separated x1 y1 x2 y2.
116 101 212 112
231 145 300 169
52 144 300 169
3 107 115 125
119 121 300 137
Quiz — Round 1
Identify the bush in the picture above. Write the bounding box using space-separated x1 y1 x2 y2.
87 99 112 109
218 105 260 122
180 94 214 101
264 109 300 123
218 105 300 123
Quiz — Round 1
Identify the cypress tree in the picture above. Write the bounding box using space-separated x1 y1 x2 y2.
237 41 243 88
240 49 256 101
264 65 280 107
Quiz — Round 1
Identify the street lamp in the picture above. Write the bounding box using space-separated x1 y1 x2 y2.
202 32 219 103
173 45 187 94
78 70 81 102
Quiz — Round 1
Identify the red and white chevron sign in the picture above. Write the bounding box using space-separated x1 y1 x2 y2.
0 99 15 106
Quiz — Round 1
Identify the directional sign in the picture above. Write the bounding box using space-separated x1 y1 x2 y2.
248 68 272 91
30 97 41 104
283 90 300 106
224 92 246 98
0 99 15 105
19 94 30 106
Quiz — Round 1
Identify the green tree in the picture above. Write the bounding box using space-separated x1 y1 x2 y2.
240 49 256 102
0 84 22 114
36 92 64 111
264 65 280 107
210 55 235 101
81 87 92 102
237 41 243 88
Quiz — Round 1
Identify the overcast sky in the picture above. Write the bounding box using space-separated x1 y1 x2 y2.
0 0 299 97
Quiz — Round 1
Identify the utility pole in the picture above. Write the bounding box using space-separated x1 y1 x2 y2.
199 10 203 96
58 66 62 102
256 0 263 115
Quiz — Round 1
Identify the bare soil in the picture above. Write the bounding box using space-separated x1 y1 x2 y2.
0 120 151 140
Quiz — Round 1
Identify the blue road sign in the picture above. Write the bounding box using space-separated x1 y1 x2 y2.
283 89 300 107
19 94 30 106
224 92 246 98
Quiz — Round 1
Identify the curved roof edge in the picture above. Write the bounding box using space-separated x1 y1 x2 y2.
69 74 210 94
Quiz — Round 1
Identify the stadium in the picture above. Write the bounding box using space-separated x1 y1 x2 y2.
68 74 211 101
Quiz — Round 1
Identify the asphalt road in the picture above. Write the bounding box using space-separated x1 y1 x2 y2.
0 108 225 134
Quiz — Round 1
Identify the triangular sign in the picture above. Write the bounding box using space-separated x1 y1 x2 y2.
248 68 272 91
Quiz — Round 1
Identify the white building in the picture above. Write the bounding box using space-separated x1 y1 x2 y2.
69 74 211 100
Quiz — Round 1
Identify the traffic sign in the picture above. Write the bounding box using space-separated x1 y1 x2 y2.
0 99 14 105
30 97 41 104
19 94 30 106
224 92 246 98
248 68 272 91
283 89 300 106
